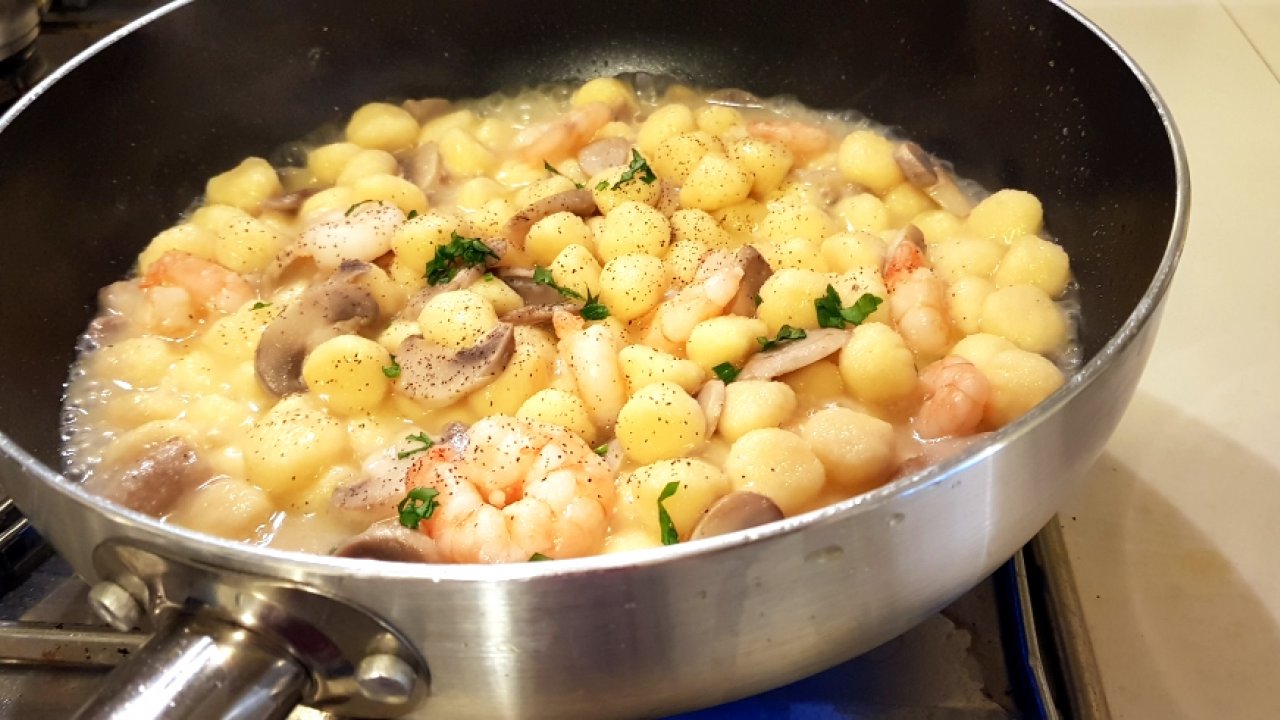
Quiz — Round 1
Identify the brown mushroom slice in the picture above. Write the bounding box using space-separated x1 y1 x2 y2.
400 266 485 319
726 246 773 317
577 137 632 177
503 189 597 250
333 519 443 563
690 492 784 541
738 328 850 381
892 141 975 218
403 141 442 194
496 268 569 307
255 261 382 396
401 97 452 123
86 437 206 517
259 188 319 214
704 88 764 109
396 323 516 405
500 303 578 326
697 379 726 437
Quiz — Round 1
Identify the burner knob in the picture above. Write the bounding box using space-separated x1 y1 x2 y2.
88 581 143 632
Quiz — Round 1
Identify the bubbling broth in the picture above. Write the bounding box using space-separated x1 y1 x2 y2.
61 77 1079 563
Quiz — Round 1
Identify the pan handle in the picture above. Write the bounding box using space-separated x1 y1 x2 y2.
73 611 309 720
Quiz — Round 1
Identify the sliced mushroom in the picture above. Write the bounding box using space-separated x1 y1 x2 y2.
400 266 484 319
500 303 578 326
697 380 726 437
704 88 764 109
738 328 850 381
690 492 784 540
495 268 569 307
577 137 632 177
255 261 382 396
259 188 318 213
86 437 206 517
397 323 516 405
504 189 597 250
892 141 975 217
401 97 452 123
333 519 443 563
403 141 442 194
726 246 773 317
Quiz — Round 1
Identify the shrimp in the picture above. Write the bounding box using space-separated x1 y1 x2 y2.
646 250 745 347
747 120 832 160
915 355 989 439
553 310 627 431
297 200 405 270
410 416 616 563
884 226 952 362
516 102 614 164
137 250 255 336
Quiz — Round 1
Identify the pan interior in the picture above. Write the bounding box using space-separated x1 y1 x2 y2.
0 0 1176 475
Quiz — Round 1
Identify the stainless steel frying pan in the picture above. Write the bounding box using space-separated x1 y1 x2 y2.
0 1 1187 717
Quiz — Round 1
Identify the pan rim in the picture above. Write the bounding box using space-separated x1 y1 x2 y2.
0 0 1189 582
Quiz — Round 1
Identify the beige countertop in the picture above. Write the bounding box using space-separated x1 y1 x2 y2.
1063 2 1280 718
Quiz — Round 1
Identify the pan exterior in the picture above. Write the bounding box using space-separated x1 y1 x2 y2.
0 0 1187 717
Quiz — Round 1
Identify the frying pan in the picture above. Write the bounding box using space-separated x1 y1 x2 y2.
0 1 1186 718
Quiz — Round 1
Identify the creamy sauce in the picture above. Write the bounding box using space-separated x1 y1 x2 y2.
61 78 1080 562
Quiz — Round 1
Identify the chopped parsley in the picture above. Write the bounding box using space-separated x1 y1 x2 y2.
529 552 553 562
596 149 657 191
382 355 401 379
532 265 584 300
396 487 440 530
593 443 609 457
757 325 807 352
406 209 420 220
543 161 584 189
580 292 610 321
712 362 740 384
251 301 271 310
814 285 883 329
345 199 376 216
396 432 434 460
424 231 499 285
657 481 681 546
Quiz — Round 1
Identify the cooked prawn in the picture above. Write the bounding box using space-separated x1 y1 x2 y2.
410 415 616 563
646 250 744 347
553 310 627 431
915 355 989 439
137 250 255 336
516 102 614 164
297 200 405 270
747 120 832 160
884 226 952 362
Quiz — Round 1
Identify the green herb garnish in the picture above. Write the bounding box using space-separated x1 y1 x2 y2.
532 265 584 300
593 443 609 457
345 199 376 216
757 325 807 352
424 231 499 285
712 362 740 384
657 481 681 546
529 552 553 561
396 487 440 530
606 149 657 190
580 291 610 321
397 432 435 460
544 161 584 189
382 355 401 379
406 209 420 220
251 301 271 310
814 285 882 329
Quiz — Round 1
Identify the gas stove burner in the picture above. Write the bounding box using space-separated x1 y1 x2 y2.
0 46 47 110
